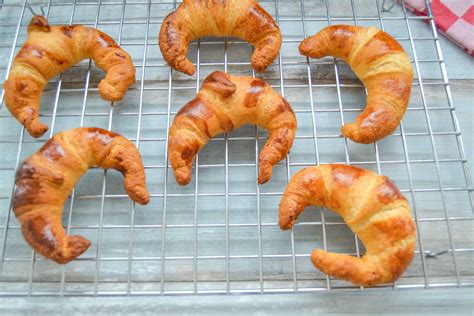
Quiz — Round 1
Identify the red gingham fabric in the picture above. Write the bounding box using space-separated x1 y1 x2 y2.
403 0 474 57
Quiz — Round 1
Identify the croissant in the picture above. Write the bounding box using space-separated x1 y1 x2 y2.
3 16 136 138
13 127 150 264
159 0 282 75
299 25 413 144
279 164 415 286
169 71 297 185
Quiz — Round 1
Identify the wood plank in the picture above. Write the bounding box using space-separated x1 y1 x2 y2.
0 288 473 315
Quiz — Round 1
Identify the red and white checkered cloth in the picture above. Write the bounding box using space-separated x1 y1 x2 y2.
403 0 474 57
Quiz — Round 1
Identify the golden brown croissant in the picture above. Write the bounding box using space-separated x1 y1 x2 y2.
279 164 415 286
159 0 282 75
169 71 296 185
4 16 136 138
299 25 413 144
13 127 150 264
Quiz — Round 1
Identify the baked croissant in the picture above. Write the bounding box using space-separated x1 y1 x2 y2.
299 25 413 144
159 0 282 75
279 165 415 286
13 127 150 264
4 16 136 138
169 71 297 185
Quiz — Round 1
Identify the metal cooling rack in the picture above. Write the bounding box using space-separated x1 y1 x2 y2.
0 0 472 296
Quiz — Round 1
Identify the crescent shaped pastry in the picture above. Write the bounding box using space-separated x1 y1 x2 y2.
4 16 136 138
300 25 413 144
13 128 150 264
279 164 416 286
168 71 297 185
159 0 282 75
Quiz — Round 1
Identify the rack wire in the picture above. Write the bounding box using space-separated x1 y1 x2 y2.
0 0 472 296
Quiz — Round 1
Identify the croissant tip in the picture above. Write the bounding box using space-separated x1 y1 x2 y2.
51 235 91 264
29 16 51 32
341 125 377 144
98 81 126 102
310 249 328 268
258 164 272 184
175 175 191 186
174 167 192 186
139 193 151 205
298 42 305 52
311 248 324 257
278 222 291 231
183 68 196 76
278 215 295 230
52 258 74 265
177 179 191 186
251 59 270 73
26 123 49 138
253 65 266 73
175 62 196 76
298 40 309 55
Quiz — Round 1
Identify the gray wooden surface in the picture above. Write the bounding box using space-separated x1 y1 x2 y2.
0 0 473 313
1 288 473 315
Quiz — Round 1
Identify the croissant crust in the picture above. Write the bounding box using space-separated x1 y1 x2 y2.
279 164 416 286
168 71 297 185
13 127 150 263
159 0 282 75
4 16 136 138
299 25 414 144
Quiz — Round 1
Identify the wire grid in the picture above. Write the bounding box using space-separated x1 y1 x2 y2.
0 0 473 296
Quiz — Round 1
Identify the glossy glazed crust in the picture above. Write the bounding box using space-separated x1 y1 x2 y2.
168 71 296 185
279 164 416 286
13 127 150 264
159 0 282 75
3 16 136 138
299 25 413 144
